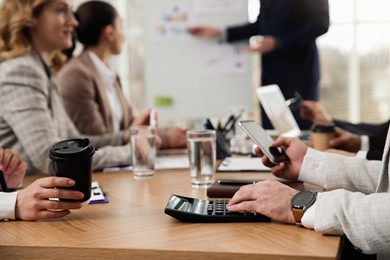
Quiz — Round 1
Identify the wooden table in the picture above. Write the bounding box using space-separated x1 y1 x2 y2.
0 169 341 259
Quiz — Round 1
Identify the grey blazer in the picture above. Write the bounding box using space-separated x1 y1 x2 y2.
313 124 390 257
0 51 131 175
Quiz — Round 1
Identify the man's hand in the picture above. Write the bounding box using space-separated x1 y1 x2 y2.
254 137 308 180
227 179 298 224
245 36 278 54
300 101 333 125
329 128 362 153
187 26 223 39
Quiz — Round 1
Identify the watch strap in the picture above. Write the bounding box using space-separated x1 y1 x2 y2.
291 191 317 226
291 208 304 226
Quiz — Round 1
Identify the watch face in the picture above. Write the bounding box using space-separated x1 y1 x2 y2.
291 190 316 208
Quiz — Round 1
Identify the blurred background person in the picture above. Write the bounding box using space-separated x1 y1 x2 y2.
0 0 140 175
188 0 329 130
301 100 388 160
58 1 186 149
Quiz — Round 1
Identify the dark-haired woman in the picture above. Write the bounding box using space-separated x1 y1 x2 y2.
58 1 186 149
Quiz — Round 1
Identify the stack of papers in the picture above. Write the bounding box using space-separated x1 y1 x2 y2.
217 157 270 172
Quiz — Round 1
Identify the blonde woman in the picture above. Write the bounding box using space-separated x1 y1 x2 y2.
0 0 133 175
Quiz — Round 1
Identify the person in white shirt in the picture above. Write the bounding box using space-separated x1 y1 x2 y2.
0 148 83 221
226 125 390 258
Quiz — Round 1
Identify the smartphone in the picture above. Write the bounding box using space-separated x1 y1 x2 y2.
238 120 290 164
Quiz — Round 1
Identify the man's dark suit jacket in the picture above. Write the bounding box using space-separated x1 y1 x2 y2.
334 119 389 160
226 0 329 129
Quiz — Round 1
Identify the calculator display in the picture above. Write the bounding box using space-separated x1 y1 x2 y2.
166 195 208 214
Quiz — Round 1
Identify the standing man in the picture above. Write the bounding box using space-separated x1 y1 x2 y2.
188 0 329 130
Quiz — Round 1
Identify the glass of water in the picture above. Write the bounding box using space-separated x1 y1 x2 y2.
186 129 216 187
130 126 156 178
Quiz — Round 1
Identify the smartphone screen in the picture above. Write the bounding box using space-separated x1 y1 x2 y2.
238 120 290 163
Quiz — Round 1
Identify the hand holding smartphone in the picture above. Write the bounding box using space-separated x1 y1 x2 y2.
285 91 304 111
238 120 290 164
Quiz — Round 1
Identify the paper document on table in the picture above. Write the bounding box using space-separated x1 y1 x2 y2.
103 155 189 172
89 181 108 204
217 157 270 172
155 155 189 169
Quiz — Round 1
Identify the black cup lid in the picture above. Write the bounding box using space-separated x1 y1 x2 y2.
50 138 95 160
311 124 336 133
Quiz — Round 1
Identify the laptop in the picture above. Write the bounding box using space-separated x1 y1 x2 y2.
256 84 309 139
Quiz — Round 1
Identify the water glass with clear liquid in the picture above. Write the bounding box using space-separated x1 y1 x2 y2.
130 126 156 178
186 129 216 187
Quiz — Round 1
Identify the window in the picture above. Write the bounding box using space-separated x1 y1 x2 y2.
318 0 390 123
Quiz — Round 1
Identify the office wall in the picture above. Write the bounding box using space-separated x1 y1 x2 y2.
143 0 253 120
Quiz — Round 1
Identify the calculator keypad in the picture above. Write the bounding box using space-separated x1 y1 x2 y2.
207 200 254 216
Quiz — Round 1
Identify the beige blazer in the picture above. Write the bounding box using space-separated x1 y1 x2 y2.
313 125 390 257
57 51 133 135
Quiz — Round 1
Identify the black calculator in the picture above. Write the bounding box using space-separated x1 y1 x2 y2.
164 194 270 223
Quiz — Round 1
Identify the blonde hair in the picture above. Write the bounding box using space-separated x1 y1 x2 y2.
0 0 66 73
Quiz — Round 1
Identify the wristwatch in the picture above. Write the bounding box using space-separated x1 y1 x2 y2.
291 190 317 226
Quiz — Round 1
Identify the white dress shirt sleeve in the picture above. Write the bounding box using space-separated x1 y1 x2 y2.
356 150 368 158
301 193 322 229
298 148 328 229
0 192 18 220
219 29 228 43
298 148 327 187
360 135 369 151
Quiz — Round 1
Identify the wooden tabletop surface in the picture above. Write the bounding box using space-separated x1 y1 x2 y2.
0 168 341 259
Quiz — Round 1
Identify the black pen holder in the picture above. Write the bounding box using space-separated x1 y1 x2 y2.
216 131 231 160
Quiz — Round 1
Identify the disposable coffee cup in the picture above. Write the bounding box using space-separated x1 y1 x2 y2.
311 124 336 151
49 138 95 202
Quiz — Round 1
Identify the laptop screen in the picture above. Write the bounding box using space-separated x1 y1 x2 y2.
256 84 301 137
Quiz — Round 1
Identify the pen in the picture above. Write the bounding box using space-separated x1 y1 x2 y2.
225 113 242 135
217 179 261 185
0 170 9 192
204 118 215 130
149 109 156 128
222 115 234 132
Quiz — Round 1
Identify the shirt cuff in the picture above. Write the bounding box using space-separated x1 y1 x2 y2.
219 29 228 43
0 191 18 220
356 150 368 158
360 135 369 151
301 193 321 229
298 148 326 187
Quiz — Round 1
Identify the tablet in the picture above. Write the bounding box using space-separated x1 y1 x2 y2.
256 84 301 137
